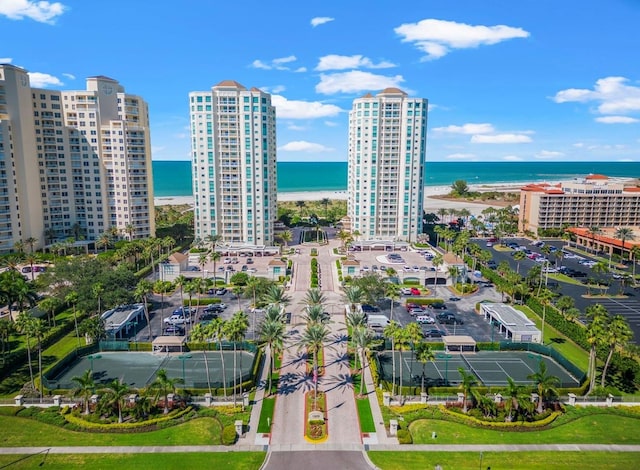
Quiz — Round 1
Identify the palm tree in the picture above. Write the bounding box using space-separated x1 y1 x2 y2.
28 317 47 401
394 327 412 404
302 304 330 325
96 232 112 253
210 251 221 285
152 368 183 414
538 288 554 345
600 315 632 387
503 376 525 422
211 318 228 398
92 283 104 315
586 226 602 254
204 234 222 254
614 227 636 262
343 285 365 315
527 360 560 414
262 285 291 308
415 342 435 395
72 369 96 415
64 291 81 347
585 304 608 394
174 275 188 310
38 296 61 327
103 378 131 423
405 322 423 379
303 288 326 307
0 319 14 360
383 321 401 396
630 245 640 282
134 280 154 341
25 236 38 254
513 250 526 274
320 197 331 218
457 367 478 413
385 283 400 321
432 254 443 288
592 261 610 294
259 318 285 395
190 323 214 395
15 312 35 389
225 311 249 406
352 326 374 396
280 230 292 249
299 322 330 406
345 310 367 330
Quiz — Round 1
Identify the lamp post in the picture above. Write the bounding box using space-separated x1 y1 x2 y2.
178 354 192 386
87 354 102 376
437 352 452 386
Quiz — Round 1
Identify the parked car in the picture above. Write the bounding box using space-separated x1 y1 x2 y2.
429 302 447 310
410 287 421 295
246 258 254 264
405 302 420 311
204 303 227 313
416 315 435 324
164 314 191 325
164 325 185 335
400 287 413 295
361 304 380 313
199 312 218 322
487 261 497 269
436 313 464 325
215 288 228 295
449 296 461 301
423 329 447 338
408 307 428 316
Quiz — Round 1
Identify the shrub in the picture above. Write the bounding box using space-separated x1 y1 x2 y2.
222 424 238 445
396 428 412 444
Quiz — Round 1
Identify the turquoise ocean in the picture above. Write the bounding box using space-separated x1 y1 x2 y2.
152 161 639 198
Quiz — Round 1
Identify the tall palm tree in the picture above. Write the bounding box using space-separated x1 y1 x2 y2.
280 230 292 249
526 360 560 414
204 234 222 255
151 368 183 414
630 245 640 282
103 378 131 423
64 291 81 347
15 312 35 389
503 376 525 422
343 285 365 315
258 317 285 395
190 323 214 395
394 327 412 404
25 236 38 254
38 296 61 327
592 261 610 294
320 197 331 219
405 322 423 379
513 250 526 274
303 288 326 307
345 310 367 330
262 285 291 308
600 315 632 387
415 342 435 395
134 280 154 341
0 319 14 360
31 318 47 401
92 283 104 315
586 226 602 254
585 304 608 394
385 283 400 321
72 369 95 415
210 251 221 285
211 318 228 398
383 320 401 396
457 367 478 413
432 254 443 288
298 322 330 406
174 275 188 309
302 304 330 325
352 326 374 396
614 227 636 262
225 311 249 406
538 289 554 344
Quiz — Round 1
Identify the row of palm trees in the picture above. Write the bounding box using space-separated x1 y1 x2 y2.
71 368 183 423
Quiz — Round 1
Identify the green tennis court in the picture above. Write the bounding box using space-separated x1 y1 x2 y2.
377 350 580 388
48 351 256 389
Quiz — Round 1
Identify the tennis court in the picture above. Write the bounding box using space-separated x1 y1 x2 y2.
48 351 256 390
377 350 580 388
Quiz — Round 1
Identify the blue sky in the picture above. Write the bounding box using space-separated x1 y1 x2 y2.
1 0 640 163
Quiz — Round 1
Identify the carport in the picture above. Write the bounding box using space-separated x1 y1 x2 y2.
152 336 187 353
443 335 477 353
480 303 542 343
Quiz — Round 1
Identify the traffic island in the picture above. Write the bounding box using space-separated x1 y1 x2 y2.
304 390 328 443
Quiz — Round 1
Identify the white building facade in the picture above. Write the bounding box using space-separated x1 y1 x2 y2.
0 64 155 252
189 81 277 246
347 88 427 242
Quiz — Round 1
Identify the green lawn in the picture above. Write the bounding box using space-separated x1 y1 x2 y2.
514 305 589 372
257 397 275 433
0 453 265 470
356 397 376 433
368 451 639 470
408 414 640 445
0 416 224 447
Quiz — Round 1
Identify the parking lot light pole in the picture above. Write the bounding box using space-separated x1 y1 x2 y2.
178 354 193 387
437 352 452 385
88 354 102 376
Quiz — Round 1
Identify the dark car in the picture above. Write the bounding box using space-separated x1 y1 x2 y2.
449 296 461 301
429 302 447 310
164 325 185 335
423 329 447 338
486 260 498 269
204 303 226 313
199 312 218 322
361 304 380 313
215 288 228 295
437 313 464 325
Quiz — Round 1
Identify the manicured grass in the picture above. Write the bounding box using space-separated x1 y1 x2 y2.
548 273 585 286
356 397 376 433
42 334 82 363
408 414 640 445
257 397 275 433
0 416 223 447
514 305 589 372
368 451 639 470
0 452 265 470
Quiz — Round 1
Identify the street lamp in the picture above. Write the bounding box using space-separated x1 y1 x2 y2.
87 354 102 376
178 354 192 386
437 352 452 386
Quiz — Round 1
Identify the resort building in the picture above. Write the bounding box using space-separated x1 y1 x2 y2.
568 226 640 261
189 81 277 246
0 64 155 253
347 88 428 243
519 175 640 234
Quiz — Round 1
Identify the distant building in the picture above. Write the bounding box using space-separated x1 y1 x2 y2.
347 88 428 243
189 80 277 246
569 226 640 261
0 64 155 253
480 303 541 343
519 175 640 234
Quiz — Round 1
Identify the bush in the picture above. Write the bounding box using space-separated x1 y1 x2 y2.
222 424 238 445
396 428 412 444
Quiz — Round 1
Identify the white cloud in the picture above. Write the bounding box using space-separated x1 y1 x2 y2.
0 0 66 24
311 16 334 27
573 142 585 148
395 18 530 60
433 123 495 134
173 133 188 139
261 85 286 94
502 155 523 161
0 57 13 63
28 72 63 87
316 70 405 95
553 77 640 115
595 115 639 124
315 54 395 71
287 123 306 131
62 72 75 80
445 153 476 159
294 67 307 73
471 133 532 144
535 150 565 159
151 146 166 154
271 95 343 119
279 141 334 152
324 121 338 127
251 56 300 71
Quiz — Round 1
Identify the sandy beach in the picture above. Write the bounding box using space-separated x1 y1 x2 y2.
154 182 527 216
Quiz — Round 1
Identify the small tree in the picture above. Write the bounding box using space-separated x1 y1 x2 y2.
458 367 478 413
72 369 96 415
151 368 184 414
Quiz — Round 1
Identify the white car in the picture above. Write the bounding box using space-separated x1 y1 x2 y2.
164 314 191 325
400 287 412 295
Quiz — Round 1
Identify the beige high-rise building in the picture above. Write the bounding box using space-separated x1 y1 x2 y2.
519 175 640 234
189 80 277 246
0 64 155 253
347 88 428 242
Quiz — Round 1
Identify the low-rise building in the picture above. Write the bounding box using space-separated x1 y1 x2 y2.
480 303 541 343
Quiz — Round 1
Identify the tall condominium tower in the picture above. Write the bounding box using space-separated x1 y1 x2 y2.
347 88 428 242
189 81 277 246
0 64 155 253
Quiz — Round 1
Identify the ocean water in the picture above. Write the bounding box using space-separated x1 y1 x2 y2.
152 160 639 197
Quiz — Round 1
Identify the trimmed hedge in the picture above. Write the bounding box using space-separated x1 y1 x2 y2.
62 406 193 431
222 424 238 445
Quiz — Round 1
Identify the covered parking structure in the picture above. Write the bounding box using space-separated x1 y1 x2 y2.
443 335 477 353
350 240 410 251
152 335 187 353
480 303 541 343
